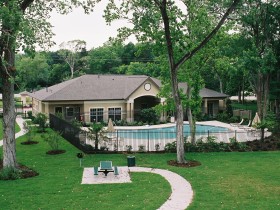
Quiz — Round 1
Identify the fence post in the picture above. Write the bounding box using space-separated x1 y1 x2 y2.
117 130 119 152
208 130 210 139
148 130 150 152
235 130 237 141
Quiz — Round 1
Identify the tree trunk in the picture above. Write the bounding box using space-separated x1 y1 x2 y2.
256 72 270 121
1 47 17 168
238 86 241 103
187 107 196 145
95 134 98 151
186 85 196 144
70 66 74 79
171 68 186 163
242 78 245 104
176 102 186 163
254 72 271 141
217 74 223 93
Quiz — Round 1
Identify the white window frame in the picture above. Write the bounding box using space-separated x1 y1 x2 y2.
66 107 74 117
108 107 122 121
90 108 104 122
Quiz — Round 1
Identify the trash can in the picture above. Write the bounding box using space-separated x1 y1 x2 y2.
127 156 136 167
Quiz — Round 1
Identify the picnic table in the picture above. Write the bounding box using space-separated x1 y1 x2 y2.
94 161 119 176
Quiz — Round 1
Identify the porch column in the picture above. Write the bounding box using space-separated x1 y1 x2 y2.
44 102 49 115
126 102 131 122
130 102 134 122
204 98 208 115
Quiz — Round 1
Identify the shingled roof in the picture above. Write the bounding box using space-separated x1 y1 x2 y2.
178 83 228 98
29 75 161 101
29 74 227 101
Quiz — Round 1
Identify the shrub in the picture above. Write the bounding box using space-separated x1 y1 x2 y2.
23 122 34 142
229 116 240 123
216 111 230 123
164 141 176 152
126 145 133 153
137 108 160 124
155 143 160 151
27 111 33 119
138 145 145 152
204 136 220 152
71 119 82 128
33 113 48 132
42 130 63 151
0 167 20 180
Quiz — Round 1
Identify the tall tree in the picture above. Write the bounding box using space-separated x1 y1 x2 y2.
104 0 240 163
16 53 50 91
58 39 87 79
239 0 279 121
87 41 122 74
0 0 97 169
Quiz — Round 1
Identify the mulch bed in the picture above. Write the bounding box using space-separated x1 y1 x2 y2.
46 150 66 155
20 141 39 145
167 160 201 168
245 135 280 151
0 159 39 179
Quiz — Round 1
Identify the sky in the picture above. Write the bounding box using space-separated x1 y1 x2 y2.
48 2 133 51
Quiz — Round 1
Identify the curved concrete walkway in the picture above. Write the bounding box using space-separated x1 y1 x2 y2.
129 167 193 210
0 116 26 147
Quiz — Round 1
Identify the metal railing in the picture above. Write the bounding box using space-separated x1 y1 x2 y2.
49 113 271 153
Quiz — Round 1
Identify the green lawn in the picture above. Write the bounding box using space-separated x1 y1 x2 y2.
0 128 280 209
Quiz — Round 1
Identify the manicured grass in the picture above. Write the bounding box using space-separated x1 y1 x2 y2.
0 129 170 209
1 128 280 209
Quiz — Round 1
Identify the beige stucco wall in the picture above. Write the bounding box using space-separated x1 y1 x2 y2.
84 100 127 122
32 98 42 115
48 101 84 114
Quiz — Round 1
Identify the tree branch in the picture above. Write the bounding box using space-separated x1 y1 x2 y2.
174 0 241 71
157 0 176 70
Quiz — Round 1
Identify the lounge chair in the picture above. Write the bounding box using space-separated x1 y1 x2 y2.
239 120 252 129
230 119 244 127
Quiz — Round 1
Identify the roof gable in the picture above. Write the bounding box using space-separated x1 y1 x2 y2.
29 75 157 101
29 74 228 101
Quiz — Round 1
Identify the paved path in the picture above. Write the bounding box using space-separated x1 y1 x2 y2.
129 167 193 210
0 116 26 147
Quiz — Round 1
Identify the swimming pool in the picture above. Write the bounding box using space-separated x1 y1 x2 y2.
115 124 229 140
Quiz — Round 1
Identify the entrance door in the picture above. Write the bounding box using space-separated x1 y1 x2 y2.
208 102 214 117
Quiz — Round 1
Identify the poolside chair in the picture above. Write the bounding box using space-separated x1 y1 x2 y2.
230 119 244 127
239 120 252 130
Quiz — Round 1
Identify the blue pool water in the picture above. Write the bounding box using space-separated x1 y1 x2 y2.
116 124 228 140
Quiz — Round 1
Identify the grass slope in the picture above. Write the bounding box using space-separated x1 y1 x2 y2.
1 128 280 209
